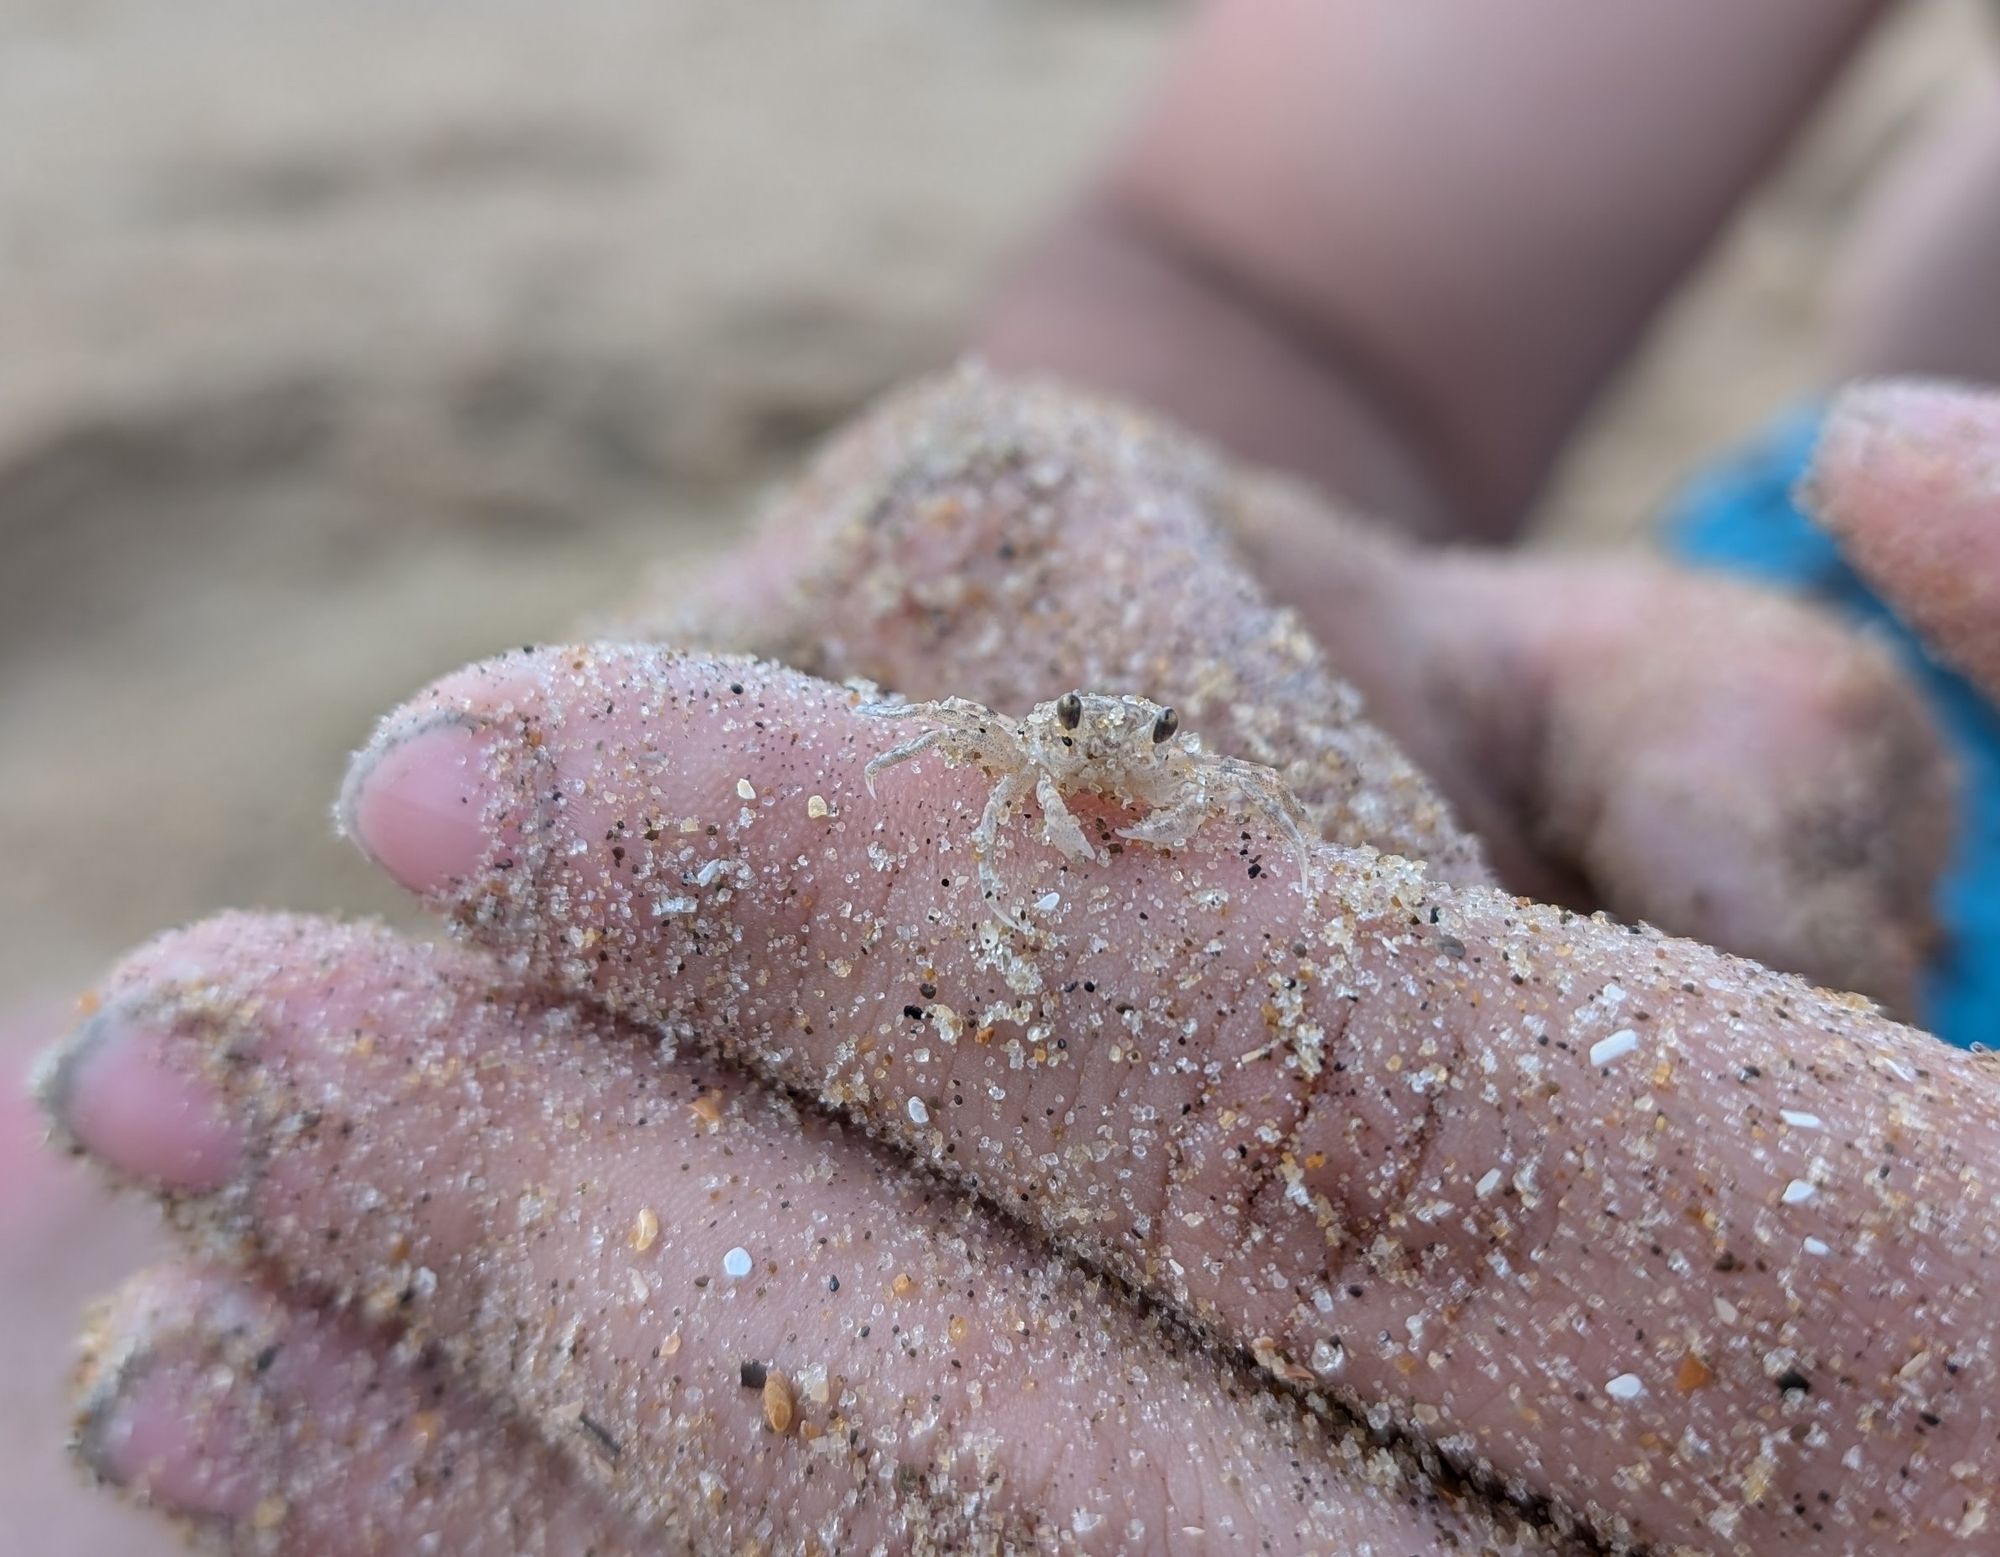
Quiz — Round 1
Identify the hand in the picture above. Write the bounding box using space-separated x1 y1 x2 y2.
55 915 1545 1555
38 374 2000 1554
628 369 1951 1013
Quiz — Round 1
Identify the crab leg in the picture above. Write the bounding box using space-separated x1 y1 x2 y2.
1033 769 1096 865
965 767 1032 929
1116 787 1211 851
861 725 950 794
1217 757 1319 899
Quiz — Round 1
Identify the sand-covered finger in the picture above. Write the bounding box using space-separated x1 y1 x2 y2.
74 1264 644 1555
345 643 2000 1554
1808 378 2000 703
46 912 1557 1555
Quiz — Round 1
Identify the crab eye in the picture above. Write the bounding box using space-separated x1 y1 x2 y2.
1056 692 1083 730
1151 707 1179 743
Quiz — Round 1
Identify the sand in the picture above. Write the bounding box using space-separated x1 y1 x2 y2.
0 1 1991 1550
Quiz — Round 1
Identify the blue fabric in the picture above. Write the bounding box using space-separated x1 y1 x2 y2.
1665 407 2000 1048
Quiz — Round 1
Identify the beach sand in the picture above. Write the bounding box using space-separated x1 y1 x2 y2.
0 2 1990 1548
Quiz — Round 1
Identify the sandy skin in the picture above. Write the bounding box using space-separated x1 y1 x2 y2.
42 914 1568 1555
321 637 2000 1555
37 377 2000 1554
632 367 1952 1014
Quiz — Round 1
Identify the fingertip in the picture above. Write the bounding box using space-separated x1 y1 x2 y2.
1807 377 2000 701
72 1270 269 1518
1824 375 2000 439
340 714 498 897
76 1348 261 1521
1811 377 2000 518
38 1012 241 1193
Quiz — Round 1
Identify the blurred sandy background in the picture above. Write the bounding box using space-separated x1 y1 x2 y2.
0 1 1992 1548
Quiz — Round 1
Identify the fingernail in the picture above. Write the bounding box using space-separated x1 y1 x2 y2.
76 1339 260 1519
36 1012 241 1192
339 713 497 896
74 1342 158 1489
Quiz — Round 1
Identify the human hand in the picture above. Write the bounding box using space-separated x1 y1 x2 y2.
623 368 1952 1014
47 909 1578 1555
39 374 1999 1554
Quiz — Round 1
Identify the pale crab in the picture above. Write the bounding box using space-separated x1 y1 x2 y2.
860 690 1318 929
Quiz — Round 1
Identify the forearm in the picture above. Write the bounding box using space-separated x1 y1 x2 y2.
1833 73 2000 384
979 0 1893 540
973 193 1460 538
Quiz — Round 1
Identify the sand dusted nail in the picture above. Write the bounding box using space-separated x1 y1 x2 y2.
338 710 505 897
73 1291 266 1522
37 1009 241 1193
72 1265 648 1554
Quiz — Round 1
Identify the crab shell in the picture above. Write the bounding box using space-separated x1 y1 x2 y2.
1015 692 1204 811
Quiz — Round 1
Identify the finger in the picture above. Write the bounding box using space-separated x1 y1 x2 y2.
40 913 1549 1555
0 993 177 1556
345 642 2000 1555
623 366 1950 1011
1227 482 1953 1014
615 364 1492 887
73 1264 642 1555
1805 378 2000 704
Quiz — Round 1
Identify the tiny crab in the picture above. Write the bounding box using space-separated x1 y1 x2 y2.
860 689 1318 929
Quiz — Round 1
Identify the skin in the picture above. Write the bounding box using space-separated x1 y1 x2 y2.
309 633 1997 1555
974 0 1895 538
33 381 2000 1556
631 368 1950 1011
44 915 1564 1556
